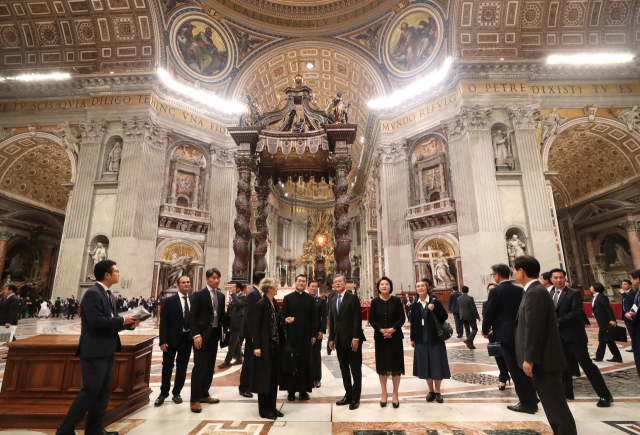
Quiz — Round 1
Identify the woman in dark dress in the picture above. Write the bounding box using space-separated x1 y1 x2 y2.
410 278 450 403
250 277 285 420
369 276 405 408
482 283 511 390
591 282 623 363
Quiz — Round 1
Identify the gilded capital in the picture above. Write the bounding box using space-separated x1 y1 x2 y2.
506 103 540 130
379 139 407 164
621 220 638 232
79 119 108 143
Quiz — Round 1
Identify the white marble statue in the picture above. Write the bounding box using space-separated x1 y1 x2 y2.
50 121 81 156
87 243 108 280
507 235 526 268
617 105 640 132
537 108 567 143
2 274 12 287
167 253 193 289
493 128 514 169
614 243 632 266
7 253 23 274
434 254 455 288
107 141 122 172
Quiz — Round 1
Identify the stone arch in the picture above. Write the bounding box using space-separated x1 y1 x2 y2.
541 116 640 208
0 132 77 213
415 234 460 258
574 198 635 223
594 228 629 254
154 238 204 263
1 209 64 232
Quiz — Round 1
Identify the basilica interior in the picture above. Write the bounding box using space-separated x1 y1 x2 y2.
1 0 640 433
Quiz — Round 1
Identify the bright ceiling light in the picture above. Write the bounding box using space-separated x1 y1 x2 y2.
306 62 313 68
0 72 70 82
547 53 634 65
368 57 452 110
157 68 244 115
360 136 364 143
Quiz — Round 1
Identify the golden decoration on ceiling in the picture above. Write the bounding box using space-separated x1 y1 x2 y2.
295 208 334 270
418 237 455 259
161 242 201 263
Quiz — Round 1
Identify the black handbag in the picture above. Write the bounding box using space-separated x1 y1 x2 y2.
487 342 503 357
281 326 298 374
433 315 453 342
603 325 627 342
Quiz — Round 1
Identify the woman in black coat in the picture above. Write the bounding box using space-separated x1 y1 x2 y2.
250 277 285 420
590 283 622 363
410 278 450 403
369 276 405 408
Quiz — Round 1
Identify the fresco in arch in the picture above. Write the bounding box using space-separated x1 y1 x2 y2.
176 20 228 76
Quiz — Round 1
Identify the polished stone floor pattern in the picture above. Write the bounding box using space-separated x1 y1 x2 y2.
1 316 638 434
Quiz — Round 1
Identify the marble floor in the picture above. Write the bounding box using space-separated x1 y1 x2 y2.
1 316 639 435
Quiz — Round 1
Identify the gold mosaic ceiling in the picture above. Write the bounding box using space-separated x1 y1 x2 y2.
0 135 73 212
548 121 640 208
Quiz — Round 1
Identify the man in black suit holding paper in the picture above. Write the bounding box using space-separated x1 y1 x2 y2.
0 284 20 337
155 275 193 407
329 274 365 410
549 268 613 406
189 268 227 413
514 256 577 435
56 260 139 435
482 263 539 414
239 271 264 398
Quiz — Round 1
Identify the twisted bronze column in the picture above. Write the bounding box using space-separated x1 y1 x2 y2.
253 174 270 273
332 155 353 279
232 155 253 281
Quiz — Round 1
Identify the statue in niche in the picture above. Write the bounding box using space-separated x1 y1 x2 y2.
507 234 526 270
87 243 108 280
107 141 122 172
198 153 207 167
3 275 12 287
434 254 455 288
325 92 350 124
617 105 640 132
7 253 23 275
537 108 567 143
492 128 515 169
167 253 193 289
279 109 296 132
614 243 633 266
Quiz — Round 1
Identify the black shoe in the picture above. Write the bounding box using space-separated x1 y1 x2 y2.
261 412 277 420
239 391 253 398
218 362 232 369
607 357 623 363
299 393 310 400
274 410 284 417
507 403 536 414
626 348 634 352
380 401 387 407
426 392 436 402
597 397 613 407
566 394 575 400
435 393 443 403
88 430 119 435
233 359 243 365
287 393 296 401
336 396 352 406
154 393 168 407
314 380 321 388
172 394 183 404
498 383 506 391
392 402 399 408
349 401 360 410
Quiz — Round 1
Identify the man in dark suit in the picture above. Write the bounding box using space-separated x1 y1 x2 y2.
309 279 327 388
448 285 463 338
56 260 139 435
189 267 227 413
155 275 193 407
514 256 577 435
329 274 365 410
482 263 539 414
621 279 637 353
67 295 76 319
626 269 640 377
1 284 20 340
239 271 264 398
219 281 246 369
326 283 338 355
549 268 613 406
457 286 480 349
53 296 61 318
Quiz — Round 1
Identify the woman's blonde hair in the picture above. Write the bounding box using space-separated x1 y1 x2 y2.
259 277 278 294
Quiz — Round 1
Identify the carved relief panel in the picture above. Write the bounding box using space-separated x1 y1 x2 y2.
410 136 448 205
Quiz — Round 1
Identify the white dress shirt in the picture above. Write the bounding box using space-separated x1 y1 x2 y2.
523 280 536 293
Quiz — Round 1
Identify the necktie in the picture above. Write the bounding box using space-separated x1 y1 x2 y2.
553 289 560 307
182 296 190 331
337 294 342 315
106 290 116 316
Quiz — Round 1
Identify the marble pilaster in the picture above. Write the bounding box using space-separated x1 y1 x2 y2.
507 104 559 273
621 220 640 269
443 107 505 297
109 117 170 296
52 119 108 298
378 139 413 289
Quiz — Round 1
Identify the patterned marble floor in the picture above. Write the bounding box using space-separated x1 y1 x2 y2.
1 316 639 434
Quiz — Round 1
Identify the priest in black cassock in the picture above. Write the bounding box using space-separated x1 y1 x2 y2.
280 274 317 401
